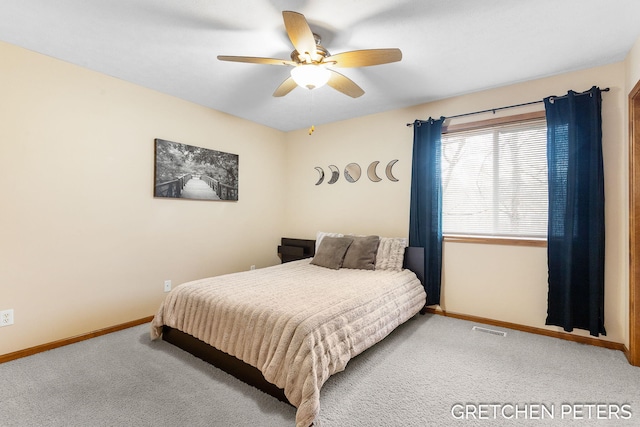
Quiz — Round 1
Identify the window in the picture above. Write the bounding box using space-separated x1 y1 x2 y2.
441 115 548 238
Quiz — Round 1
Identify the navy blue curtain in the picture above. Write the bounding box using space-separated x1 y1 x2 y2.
409 117 445 306
544 86 605 337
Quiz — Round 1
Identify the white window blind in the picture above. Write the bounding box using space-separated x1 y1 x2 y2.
441 118 548 238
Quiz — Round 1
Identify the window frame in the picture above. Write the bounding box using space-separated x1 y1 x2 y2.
441 111 548 247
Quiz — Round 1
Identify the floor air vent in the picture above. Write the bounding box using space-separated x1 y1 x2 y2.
472 326 507 337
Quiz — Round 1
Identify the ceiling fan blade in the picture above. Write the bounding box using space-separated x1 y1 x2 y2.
273 77 298 97
325 48 402 68
217 55 295 66
327 70 365 98
282 11 317 61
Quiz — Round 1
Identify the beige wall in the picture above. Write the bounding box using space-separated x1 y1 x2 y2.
284 62 628 344
0 41 286 355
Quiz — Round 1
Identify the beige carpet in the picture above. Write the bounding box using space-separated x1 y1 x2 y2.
1 314 639 426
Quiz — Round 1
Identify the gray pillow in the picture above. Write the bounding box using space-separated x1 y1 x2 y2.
310 236 354 269
342 235 380 270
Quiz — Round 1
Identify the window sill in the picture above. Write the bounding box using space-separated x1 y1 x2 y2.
443 235 547 247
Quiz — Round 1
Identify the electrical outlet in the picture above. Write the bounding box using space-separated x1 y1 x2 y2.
164 280 172 292
250 265 256 271
0 309 14 327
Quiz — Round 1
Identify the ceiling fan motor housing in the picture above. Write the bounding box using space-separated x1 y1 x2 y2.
290 33 329 64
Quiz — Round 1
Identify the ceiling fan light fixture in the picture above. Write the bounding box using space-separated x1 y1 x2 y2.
290 64 330 90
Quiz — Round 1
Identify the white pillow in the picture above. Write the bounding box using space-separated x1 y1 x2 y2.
315 231 344 251
375 237 408 271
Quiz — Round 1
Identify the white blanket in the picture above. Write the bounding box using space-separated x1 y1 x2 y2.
150 259 426 427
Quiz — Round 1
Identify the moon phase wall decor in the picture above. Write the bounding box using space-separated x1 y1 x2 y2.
327 165 340 184
314 160 399 185
385 159 399 182
367 161 383 182
314 167 325 185
344 163 361 183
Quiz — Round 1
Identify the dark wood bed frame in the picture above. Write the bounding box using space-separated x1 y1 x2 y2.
162 243 426 406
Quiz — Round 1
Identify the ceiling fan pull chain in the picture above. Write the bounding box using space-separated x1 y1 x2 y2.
308 90 316 136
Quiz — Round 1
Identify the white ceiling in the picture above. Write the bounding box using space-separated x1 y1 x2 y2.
1 0 640 132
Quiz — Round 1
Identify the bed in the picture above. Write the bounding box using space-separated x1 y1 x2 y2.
150 235 427 427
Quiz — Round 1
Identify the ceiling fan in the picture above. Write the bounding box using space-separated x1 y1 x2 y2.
217 11 402 98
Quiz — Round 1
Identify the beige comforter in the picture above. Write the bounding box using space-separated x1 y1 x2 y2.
150 259 426 427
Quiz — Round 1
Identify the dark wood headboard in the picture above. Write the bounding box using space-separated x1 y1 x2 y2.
279 238 425 288
278 238 316 263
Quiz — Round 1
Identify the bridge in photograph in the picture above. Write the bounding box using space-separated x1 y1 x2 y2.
155 173 237 200
180 176 220 200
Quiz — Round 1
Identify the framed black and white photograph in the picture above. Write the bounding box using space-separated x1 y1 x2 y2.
154 139 238 201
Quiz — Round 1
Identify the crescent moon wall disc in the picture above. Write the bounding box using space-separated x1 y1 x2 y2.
385 159 399 182
367 161 382 182
314 166 325 185
327 165 340 184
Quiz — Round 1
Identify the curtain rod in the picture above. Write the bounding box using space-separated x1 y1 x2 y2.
407 87 610 127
